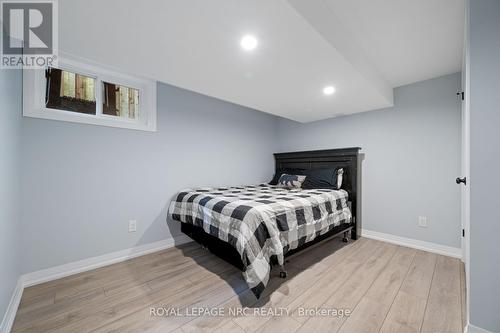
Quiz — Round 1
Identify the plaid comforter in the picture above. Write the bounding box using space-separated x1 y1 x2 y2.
168 184 351 298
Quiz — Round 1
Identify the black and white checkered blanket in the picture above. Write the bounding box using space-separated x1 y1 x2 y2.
169 184 351 298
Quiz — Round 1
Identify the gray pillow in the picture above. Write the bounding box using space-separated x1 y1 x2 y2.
301 167 344 190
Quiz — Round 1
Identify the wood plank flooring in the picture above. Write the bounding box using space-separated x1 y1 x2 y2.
12 237 465 333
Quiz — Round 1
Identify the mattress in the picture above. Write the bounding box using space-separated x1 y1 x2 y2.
169 184 351 298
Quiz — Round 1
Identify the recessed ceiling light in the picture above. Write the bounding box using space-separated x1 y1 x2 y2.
323 86 336 95
240 35 258 51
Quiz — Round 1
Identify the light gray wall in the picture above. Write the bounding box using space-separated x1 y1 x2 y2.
20 82 280 273
276 73 462 248
0 69 22 319
469 1 500 331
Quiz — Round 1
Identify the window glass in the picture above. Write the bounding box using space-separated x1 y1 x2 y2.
102 82 139 120
45 68 96 115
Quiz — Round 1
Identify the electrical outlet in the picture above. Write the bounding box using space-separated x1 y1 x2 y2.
128 220 137 232
418 216 428 228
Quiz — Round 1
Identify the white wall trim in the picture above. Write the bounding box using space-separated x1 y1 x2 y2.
0 278 23 333
465 323 493 333
22 234 192 288
362 229 462 259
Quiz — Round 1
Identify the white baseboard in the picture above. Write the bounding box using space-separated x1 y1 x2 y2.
466 323 493 333
362 229 462 259
22 234 192 287
0 278 23 333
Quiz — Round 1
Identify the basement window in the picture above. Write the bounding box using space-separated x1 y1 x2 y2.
23 57 157 132
46 68 97 115
102 82 139 120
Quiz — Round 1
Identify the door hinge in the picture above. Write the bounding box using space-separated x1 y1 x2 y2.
457 91 464 101
462 229 465 237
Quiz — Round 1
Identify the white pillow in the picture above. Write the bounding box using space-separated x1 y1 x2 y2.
337 168 344 189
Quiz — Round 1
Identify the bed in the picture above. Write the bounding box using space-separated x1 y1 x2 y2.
169 148 361 298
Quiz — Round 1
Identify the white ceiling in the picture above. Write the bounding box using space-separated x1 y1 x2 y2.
59 0 464 122
322 0 466 87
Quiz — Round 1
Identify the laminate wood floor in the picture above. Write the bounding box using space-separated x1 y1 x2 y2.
12 237 466 333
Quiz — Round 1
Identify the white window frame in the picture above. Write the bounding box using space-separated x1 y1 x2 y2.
23 57 157 132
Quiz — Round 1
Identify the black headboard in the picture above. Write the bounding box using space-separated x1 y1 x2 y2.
274 147 361 237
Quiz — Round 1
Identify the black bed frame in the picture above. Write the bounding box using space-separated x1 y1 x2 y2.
181 147 361 275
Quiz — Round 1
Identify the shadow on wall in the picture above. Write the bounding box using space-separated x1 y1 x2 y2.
134 195 184 249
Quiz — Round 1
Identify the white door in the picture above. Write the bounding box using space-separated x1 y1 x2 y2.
461 7 471 323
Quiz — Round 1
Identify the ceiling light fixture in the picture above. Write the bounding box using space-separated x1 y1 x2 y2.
323 86 336 95
240 35 258 51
